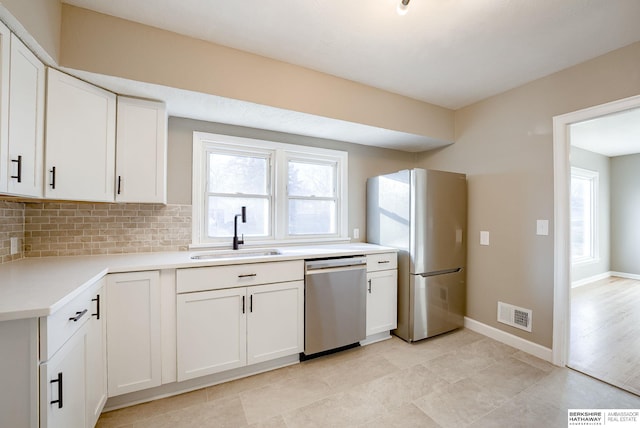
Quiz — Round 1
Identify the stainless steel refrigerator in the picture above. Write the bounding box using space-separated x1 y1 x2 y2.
367 168 467 342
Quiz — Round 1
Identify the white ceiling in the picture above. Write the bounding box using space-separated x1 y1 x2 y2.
60 0 640 151
570 108 640 157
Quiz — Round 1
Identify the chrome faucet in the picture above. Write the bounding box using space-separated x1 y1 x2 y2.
233 206 247 250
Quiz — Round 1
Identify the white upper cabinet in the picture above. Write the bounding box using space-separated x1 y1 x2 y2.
45 68 116 202
0 30 45 197
0 21 9 194
116 96 167 203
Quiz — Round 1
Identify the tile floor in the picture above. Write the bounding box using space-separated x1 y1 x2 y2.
97 329 640 428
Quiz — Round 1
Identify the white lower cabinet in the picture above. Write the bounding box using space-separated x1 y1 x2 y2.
85 283 107 427
40 325 87 428
39 278 106 428
366 269 398 336
247 281 304 365
177 280 304 382
365 253 398 337
106 271 161 397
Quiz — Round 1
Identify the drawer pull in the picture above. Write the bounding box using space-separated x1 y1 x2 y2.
50 372 63 409
68 309 88 322
238 273 257 278
92 295 101 320
377 260 390 264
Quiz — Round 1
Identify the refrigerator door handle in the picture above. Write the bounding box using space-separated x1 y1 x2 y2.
420 267 463 278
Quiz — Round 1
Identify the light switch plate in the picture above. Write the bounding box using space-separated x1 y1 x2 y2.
480 231 490 246
10 237 18 255
353 228 360 239
536 220 549 236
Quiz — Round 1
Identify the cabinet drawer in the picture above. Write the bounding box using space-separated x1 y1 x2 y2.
40 283 98 361
366 252 398 272
177 260 304 293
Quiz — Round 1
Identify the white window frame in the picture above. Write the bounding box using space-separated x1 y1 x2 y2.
570 166 599 265
192 132 348 248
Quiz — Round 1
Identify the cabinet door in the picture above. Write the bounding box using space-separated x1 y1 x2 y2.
85 281 107 427
106 271 161 396
0 21 9 193
366 269 398 336
40 324 87 428
45 68 116 202
6 34 44 197
115 96 167 203
177 287 246 381
247 281 304 365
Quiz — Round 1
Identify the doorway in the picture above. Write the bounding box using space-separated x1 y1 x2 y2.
552 95 640 395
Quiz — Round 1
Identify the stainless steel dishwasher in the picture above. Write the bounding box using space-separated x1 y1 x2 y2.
303 256 367 359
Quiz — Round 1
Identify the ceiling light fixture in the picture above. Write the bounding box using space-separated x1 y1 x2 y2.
397 0 410 16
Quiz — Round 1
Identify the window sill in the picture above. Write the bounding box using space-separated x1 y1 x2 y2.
571 257 601 267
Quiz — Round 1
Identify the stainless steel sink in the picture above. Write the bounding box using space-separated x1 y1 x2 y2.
190 249 281 260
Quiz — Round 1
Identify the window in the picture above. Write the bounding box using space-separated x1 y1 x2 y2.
287 158 337 236
570 167 598 264
192 132 348 247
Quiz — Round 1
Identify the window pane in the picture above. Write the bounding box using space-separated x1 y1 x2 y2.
208 152 268 194
570 174 593 261
288 200 336 235
207 197 269 238
288 161 335 197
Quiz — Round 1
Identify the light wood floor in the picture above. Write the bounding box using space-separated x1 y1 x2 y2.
97 329 640 428
570 276 640 396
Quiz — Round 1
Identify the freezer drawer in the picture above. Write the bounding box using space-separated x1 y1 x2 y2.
397 270 465 342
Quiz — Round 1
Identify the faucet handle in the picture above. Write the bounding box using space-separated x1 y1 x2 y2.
240 233 244 245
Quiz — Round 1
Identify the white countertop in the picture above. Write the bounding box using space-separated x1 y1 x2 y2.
0 243 396 322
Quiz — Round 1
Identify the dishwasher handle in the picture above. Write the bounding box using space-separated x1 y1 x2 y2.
305 264 366 275
305 256 367 271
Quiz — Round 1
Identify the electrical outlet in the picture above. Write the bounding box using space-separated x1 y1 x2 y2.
353 228 360 239
10 237 19 255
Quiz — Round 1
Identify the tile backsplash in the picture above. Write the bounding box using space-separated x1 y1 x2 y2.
23 202 192 258
0 200 25 264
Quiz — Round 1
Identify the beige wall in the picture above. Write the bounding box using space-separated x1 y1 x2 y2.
418 42 640 348
168 117 416 240
60 5 453 143
0 0 61 63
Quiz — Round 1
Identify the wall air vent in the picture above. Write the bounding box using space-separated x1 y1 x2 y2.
497 301 532 332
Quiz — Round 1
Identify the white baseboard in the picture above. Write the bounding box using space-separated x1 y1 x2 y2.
360 331 392 346
571 271 611 288
464 317 553 363
610 271 640 281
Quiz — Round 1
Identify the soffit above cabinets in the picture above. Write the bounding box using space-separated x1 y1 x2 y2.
65 68 451 153
62 0 640 110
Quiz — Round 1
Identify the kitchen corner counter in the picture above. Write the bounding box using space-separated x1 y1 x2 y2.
0 243 396 322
